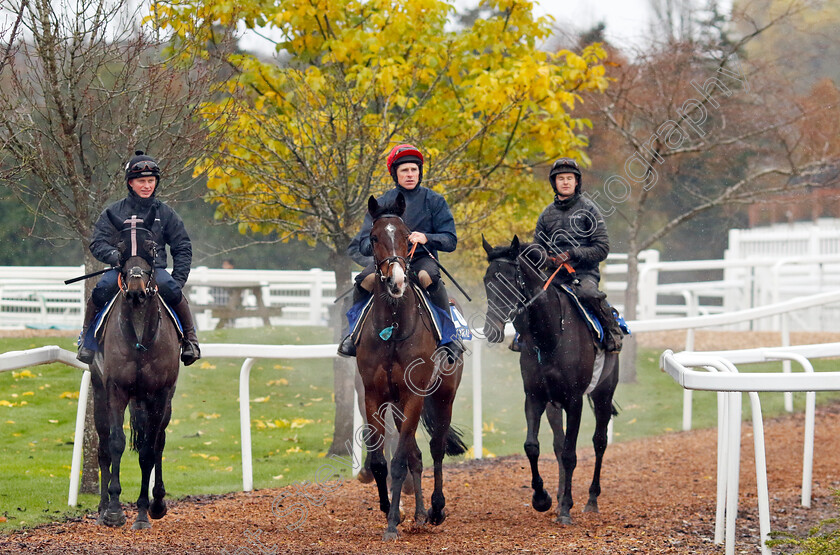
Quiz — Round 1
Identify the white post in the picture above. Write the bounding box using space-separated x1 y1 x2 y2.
472 340 482 459
637 249 660 319
781 314 792 412
239 358 256 492
68 370 91 506
747 392 772 555
309 269 323 326
724 392 742 555
352 385 363 477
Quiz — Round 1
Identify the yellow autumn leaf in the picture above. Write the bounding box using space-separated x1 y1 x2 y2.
285 446 302 454
252 396 270 403
60 391 80 399
12 370 35 379
209 456 220 461
0 400 12 407
266 378 289 386
272 474 284 480
199 361 217 369
191 453 210 459
253 419 266 429
22 392 34 396
48 419 59 424
290 418 314 429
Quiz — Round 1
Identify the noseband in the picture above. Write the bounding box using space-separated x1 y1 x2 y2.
118 266 158 298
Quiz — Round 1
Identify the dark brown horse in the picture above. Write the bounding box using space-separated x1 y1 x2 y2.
90 225 180 530
356 193 466 540
482 236 619 524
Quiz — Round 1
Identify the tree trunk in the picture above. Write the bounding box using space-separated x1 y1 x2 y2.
80 249 99 494
326 251 356 457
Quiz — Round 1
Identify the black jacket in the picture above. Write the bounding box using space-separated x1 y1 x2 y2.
355 185 457 260
534 193 609 281
90 195 193 288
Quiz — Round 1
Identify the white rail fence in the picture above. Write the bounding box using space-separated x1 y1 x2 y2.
661 343 840 555
3 251 840 331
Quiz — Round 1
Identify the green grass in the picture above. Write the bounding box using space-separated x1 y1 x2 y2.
1 328 839 531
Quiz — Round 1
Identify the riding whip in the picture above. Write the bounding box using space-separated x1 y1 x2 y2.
419 245 472 302
64 266 118 285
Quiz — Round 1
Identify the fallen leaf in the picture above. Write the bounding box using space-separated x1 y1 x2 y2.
59 392 79 400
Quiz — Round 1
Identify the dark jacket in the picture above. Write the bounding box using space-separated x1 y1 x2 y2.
90 196 193 288
356 185 457 260
534 192 609 281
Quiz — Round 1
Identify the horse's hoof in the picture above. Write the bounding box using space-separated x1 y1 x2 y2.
357 468 374 484
149 499 168 520
132 519 152 530
583 501 599 513
414 510 428 527
428 507 446 526
103 510 126 527
532 490 553 512
382 530 399 541
555 514 573 525
96 512 106 526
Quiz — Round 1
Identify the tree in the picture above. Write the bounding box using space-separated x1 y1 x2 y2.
0 0 233 493
581 1 838 380
156 0 608 454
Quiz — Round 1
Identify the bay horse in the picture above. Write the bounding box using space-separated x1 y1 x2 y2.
482 235 619 524
356 193 466 540
90 217 180 530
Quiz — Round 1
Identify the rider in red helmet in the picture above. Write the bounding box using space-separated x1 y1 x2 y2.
533 158 623 353
338 144 464 362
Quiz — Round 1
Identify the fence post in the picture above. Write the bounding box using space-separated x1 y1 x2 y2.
638 249 660 319
309 269 324 326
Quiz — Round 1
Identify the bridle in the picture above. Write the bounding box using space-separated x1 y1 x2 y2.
488 253 574 323
118 264 158 298
371 216 411 282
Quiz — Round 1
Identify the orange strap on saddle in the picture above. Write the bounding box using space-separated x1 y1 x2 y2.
408 241 418 261
543 256 575 291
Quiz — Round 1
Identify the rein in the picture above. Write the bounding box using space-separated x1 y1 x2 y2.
491 255 575 322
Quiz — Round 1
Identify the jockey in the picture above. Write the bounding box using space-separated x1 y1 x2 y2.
533 158 623 353
76 151 201 366
338 143 464 362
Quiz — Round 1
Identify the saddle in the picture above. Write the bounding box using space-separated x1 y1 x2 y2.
87 293 184 351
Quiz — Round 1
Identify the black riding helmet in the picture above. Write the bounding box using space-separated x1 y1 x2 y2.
125 150 161 196
548 158 582 195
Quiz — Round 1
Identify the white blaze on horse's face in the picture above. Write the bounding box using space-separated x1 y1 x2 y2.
384 223 406 297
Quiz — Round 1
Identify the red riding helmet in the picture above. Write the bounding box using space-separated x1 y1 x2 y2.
386 144 424 185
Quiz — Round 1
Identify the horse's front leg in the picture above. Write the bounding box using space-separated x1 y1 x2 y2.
585 367 619 514
149 397 173 520
91 372 111 525
384 396 422 540
524 393 552 512
546 400 566 510
362 395 391 521
133 391 171 529
103 384 129 527
557 396 584 525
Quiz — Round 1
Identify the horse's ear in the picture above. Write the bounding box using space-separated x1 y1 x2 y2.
143 239 158 258
482 234 493 255
115 241 127 261
394 192 406 216
368 195 379 216
511 235 520 252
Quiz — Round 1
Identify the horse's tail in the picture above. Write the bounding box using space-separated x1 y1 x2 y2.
129 403 141 452
421 397 468 457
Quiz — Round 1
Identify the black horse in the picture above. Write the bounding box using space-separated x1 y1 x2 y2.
482 236 619 524
90 222 180 529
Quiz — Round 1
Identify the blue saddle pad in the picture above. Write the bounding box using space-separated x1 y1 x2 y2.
345 286 460 346
80 294 184 353
557 285 631 347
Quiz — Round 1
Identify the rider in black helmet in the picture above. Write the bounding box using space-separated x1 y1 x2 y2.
533 158 623 353
76 151 201 366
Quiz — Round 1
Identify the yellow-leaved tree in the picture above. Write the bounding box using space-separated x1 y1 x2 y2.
155 0 607 454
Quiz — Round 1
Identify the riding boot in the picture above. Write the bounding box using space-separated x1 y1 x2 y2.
76 297 98 364
427 280 464 364
172 295 201 366
589 297 623 353
337 284 368 358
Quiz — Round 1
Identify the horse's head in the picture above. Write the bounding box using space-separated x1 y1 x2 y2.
368 193 409 299
117 234 158 304
481 235 524 343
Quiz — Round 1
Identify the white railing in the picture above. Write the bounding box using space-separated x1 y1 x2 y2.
661 343 840 555
3 254 840 331
0 340 483 505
